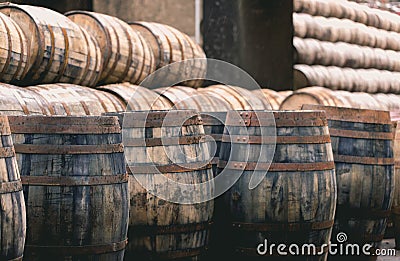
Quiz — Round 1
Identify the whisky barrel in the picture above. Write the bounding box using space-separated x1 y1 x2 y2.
9 115 129 261
97 83 173 111
27 84 125 115
392 121 400 249
130 22 206 87
217 110 336 260
302 105 394 260
0 4 102 86
0 84 50 115
114 110 214 260
198 85 266 110
66 11 155 85
0 12 29 83
252 88 293 110
0 116 26 261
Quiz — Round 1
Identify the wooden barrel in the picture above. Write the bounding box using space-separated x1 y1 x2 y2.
0 84 50 115
114 110 214 260
26 84 125 115
0 4 102 86
252 88 293 110
217 110 336 260
199 85 266 110
392 121 400 250
97 83 173 111
0 116 26 261
302 105 394 260
66 11 155 85
130 22 206 87
0 12 29 83
8 115 129 261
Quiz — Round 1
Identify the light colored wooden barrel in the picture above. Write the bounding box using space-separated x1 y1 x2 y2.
0 12 29 83
0 4 102 86
303 105 394 259
130 22 206 87
9 115 129 261
26 84 125 115
97 83 173 111
114 110 213 260
0 84 50 115
0 116 26 261
216 110 336 260
198 85 266 110
66 11 155 85
252 88 293 110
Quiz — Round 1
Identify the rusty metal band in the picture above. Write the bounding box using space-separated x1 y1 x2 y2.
0 147 15 158
123 117 203 128
329 128 393 140
218 160 335 172
334 154 394 165
128 161 211 174
124 135 206 147
210 134 223 141
21 174 128 186
14 143 124 155
336 207 391 219
25 239 128 255
9 124 121 134
226 118 328 127
8 256 23 261
232 220 334 232
0 180 22 194
236 246 328 257
131 221 212 236
149 246 206 259
395 162 400 168
223 135 331 144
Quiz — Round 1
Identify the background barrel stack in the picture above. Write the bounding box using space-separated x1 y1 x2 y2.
293 0 400 94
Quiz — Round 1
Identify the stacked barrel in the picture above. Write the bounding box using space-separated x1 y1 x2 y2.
294 0 400 93
0 3 206 87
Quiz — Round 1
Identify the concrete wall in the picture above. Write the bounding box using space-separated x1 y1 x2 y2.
93 0 198 37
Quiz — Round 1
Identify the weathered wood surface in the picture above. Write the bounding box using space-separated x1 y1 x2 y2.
66 11 155 85
0 84 50 115
303 105 394 260
8 115 129 261
294 37 400 71
97 83 173 111
215 110 336 260
198 85 266 110
0 4 102 86
281 87 400 112
0 12 29 83
294 0 400 33
27 84 125 115
294 64 400 93
129 22 206 87
154 86 232 112
252 89 293 110
0 115 26 261
114 110 214 260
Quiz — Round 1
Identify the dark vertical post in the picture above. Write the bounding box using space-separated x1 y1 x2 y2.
203 0 293 91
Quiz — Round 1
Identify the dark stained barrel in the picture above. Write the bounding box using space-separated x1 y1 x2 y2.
114 110 214 260
303 105 394 260
392 121 400 249
217 110 336 260
0 116 26 261
8 116 129 261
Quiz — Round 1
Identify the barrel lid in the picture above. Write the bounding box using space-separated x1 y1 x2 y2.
302 104 391 124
